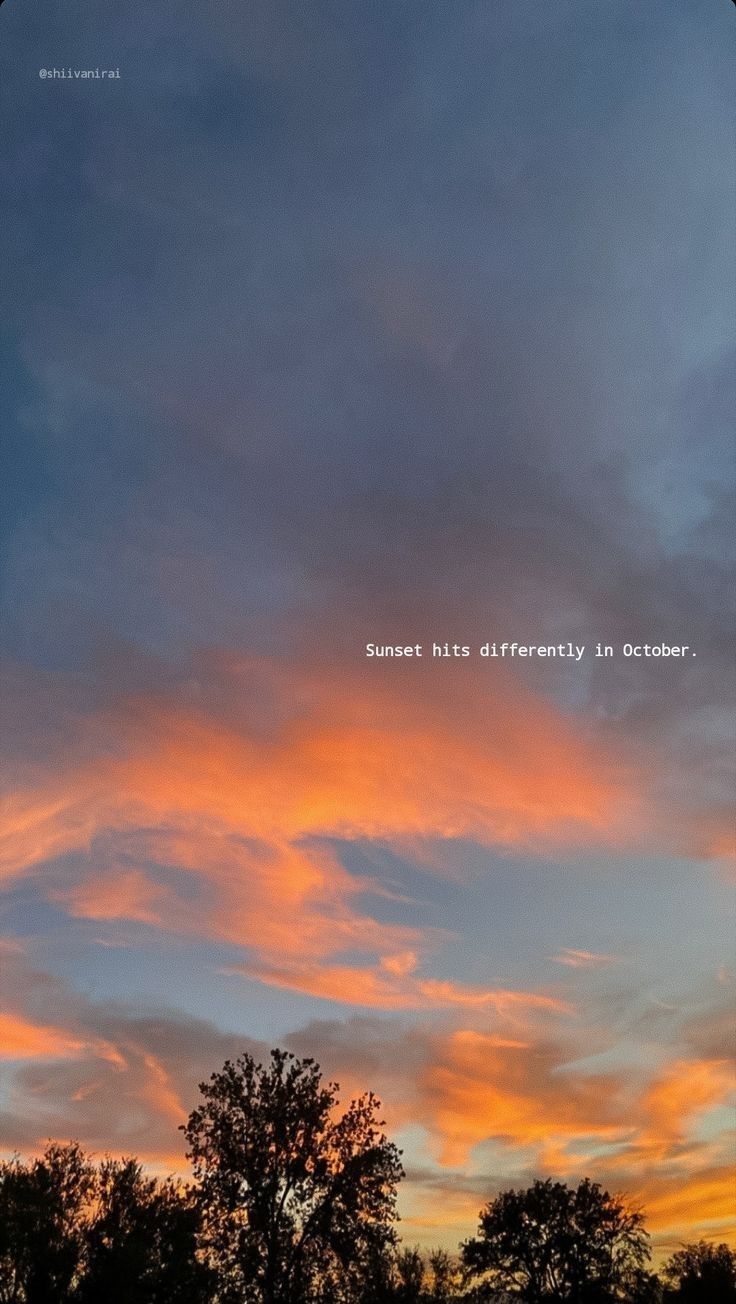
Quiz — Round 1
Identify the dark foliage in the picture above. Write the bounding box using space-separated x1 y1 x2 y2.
662 1241 736 1303
182 1048 404 1304
394 1246 426 1301
0 1143 93 1304
462 1177 651 1303
0 1144 210 1304
77 1158 213 1304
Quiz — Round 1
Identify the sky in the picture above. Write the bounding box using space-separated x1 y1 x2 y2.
1 0 734 1260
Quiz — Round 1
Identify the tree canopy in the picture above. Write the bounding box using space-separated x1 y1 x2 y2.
462 1177 652 1303
182 1047 404 1304
662 1240 736 1302
0 1144 210 1304
0 1143 92 1304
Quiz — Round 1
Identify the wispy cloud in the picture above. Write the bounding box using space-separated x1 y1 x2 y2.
551 948 619 969
231 955 571 1018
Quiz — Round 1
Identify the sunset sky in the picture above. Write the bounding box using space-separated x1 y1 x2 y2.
1 0 734 1260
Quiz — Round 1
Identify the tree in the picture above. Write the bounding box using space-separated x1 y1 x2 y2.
462 1178 651 1302
395 1246 426 1301
0 1143 93 1304
0 1145 210 1304
355 1238 398 1304
662 1241 736 1303
182 1048 404 1304
628 1270 663 1304
78 1157 212 1304
427 1248 461 1303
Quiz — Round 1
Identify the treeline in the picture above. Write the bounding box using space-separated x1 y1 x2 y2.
0 1049 734 1304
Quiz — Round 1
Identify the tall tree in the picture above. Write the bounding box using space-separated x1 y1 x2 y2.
183 1048 404 1304
662 1241 736 1303
462 1177 651 1303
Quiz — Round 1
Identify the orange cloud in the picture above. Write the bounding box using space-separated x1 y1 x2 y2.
0 1013 83 1060
139 1051 188 1129
416 1028 628 1167
334 1017 733 1218
636 1057 736 1160
2 943 733 1256
399 1184 485 1247
0 783 103 884
107 658 627 850
634 1168 736 1244
57 868 172 924
0 656 636 1005
235 955 571 1017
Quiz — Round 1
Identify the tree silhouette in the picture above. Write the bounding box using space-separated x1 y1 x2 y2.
427 1248 461 1303
662 1241 736 1303
462 1177 651 1303
394 1246 426 1301
0 1143 93 1304
182 1048 404 1304
77 1157 212 1304
0 1145 210 1304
